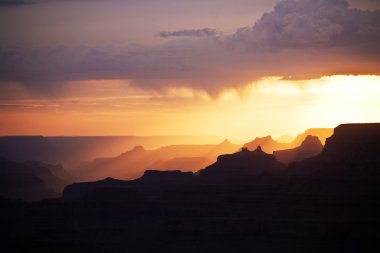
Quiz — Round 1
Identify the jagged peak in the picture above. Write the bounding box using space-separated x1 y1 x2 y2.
238 145 267 156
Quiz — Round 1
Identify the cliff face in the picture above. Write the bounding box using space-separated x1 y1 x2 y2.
288 123 380 180
322 123 380 160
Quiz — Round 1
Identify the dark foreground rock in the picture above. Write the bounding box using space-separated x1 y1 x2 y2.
1 123 380 253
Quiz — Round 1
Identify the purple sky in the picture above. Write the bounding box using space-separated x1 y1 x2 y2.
0 0 380 96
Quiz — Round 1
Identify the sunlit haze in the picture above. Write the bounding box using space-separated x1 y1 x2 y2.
1 75 379 142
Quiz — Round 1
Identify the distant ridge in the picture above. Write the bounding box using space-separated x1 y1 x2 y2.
74 140 241 181
244 136 290 153
0 135 223 169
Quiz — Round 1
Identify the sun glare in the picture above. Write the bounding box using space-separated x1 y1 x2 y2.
205 75 380 141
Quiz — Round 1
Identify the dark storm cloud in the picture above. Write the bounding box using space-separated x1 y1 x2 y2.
0 0 34 6
1 0 380 97
159 29 218 38
0 44 206 95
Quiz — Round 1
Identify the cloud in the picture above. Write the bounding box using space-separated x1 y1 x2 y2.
159 28 218 38
0 0 34 6
227 0 380 50
0 0 380 97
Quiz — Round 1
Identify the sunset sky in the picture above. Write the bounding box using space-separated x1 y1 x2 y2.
1 0 380 142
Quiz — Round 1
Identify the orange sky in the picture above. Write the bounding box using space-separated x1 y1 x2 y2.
1 75 379 143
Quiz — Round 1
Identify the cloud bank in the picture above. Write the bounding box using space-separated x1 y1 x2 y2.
228 0 380 49
1 0 380 97
159 28 218 38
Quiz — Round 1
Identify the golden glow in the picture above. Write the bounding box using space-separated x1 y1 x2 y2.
0 75 379 142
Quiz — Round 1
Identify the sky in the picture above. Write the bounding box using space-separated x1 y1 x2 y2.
0 0 380 142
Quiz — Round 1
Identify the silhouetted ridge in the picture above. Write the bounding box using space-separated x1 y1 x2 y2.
198 146 285 180
63 170 194 200
274 135 323 165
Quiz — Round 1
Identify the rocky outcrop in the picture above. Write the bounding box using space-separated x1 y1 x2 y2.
274 135 323 165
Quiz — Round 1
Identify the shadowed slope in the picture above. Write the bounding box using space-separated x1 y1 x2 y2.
273 135 323 165
0 157 71 201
